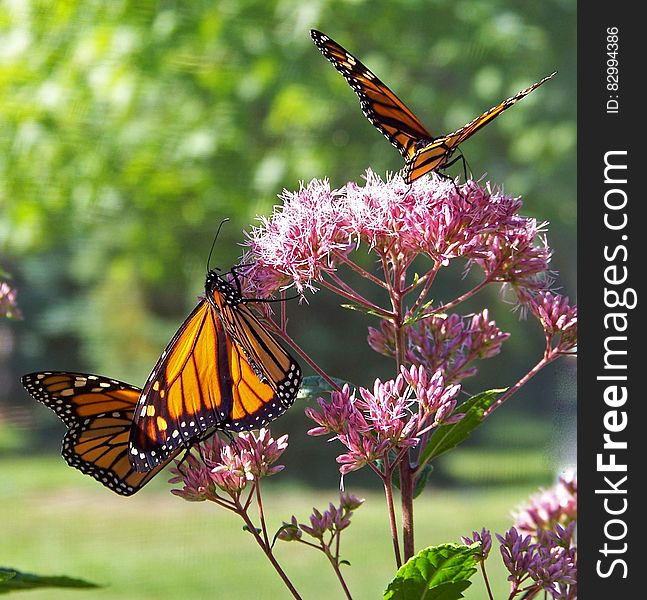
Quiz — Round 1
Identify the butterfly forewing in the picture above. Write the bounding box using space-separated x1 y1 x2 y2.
218 305 302 432
128 300 232 472
21 372 178 495
128 269 303 472
310 29 432 159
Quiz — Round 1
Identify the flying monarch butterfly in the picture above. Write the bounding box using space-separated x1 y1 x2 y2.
21 372 180 495
128 266 302 472
310 29 556 184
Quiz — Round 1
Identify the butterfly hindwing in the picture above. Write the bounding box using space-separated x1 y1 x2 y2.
210 279 302 431
21 372 178 496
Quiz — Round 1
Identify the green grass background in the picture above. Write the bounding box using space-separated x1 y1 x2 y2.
3 434 556 600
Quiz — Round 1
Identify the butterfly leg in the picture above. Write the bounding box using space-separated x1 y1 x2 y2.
439 152 475 203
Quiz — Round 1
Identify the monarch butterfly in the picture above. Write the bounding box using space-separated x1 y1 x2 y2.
128 267 302 472
310 29 556 184
21 372 179 495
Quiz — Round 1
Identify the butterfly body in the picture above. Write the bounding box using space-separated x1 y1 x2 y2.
128 269 302 472
311 29 555 183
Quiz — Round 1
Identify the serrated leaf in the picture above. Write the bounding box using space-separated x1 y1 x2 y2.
0 569 99 593
383 543 480 600
297 375 353 401
417 390 504 469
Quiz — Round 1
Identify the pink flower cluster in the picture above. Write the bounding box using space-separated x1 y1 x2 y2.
278 492 364 542
245 171 553 299
513 471 577 535
368 309 510 384
461 527 493 560
305 366 461 475
497 523 577 599
530 292 578 354
0 281 21 320
169 429 288 501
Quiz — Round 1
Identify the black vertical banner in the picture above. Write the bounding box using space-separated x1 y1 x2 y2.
578 2 642 598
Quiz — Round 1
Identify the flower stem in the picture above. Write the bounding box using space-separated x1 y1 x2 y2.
433 275 493 314
332 250 389 290
390 264 415 562
325 549 354 600
263 319 341 391
255 481 270 547
483 353 557 418
236 499 303 600
404 261 441 313
382 472 403 568
399 458 415 561
480 561 495 600
320 277 392 319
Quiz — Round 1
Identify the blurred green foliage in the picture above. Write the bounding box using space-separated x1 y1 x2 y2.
1 0 575 481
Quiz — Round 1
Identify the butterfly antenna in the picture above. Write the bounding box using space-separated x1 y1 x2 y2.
207 218 230 273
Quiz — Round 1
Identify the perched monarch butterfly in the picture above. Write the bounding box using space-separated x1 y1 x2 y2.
21 372 180 495
311 29 556 184
128 267 302 472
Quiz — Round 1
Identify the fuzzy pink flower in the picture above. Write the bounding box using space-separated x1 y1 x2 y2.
279 493 364 543
355 375 419 444
306 370 462 476
461 528 492 560
305 384 367 437
235 428 289 478
170 430 289 501
401 365 462 426
246 178 352 293
169 453 215 502
466 217 553 302
244 170 553 302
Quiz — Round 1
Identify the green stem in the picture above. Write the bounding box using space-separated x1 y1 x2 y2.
235 499 303 600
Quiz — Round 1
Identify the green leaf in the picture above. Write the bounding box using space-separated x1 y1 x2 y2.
340 303 388 319
0 569 99 593
242 525 262 535
418 389 505 468
402 303 443 327
296 375 353 401
383 543 480 600
271 523 299 548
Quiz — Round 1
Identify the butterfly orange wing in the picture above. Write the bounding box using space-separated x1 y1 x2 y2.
311 29 433 160
129 272 302 472
403 72 556 183
22 372 178 495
